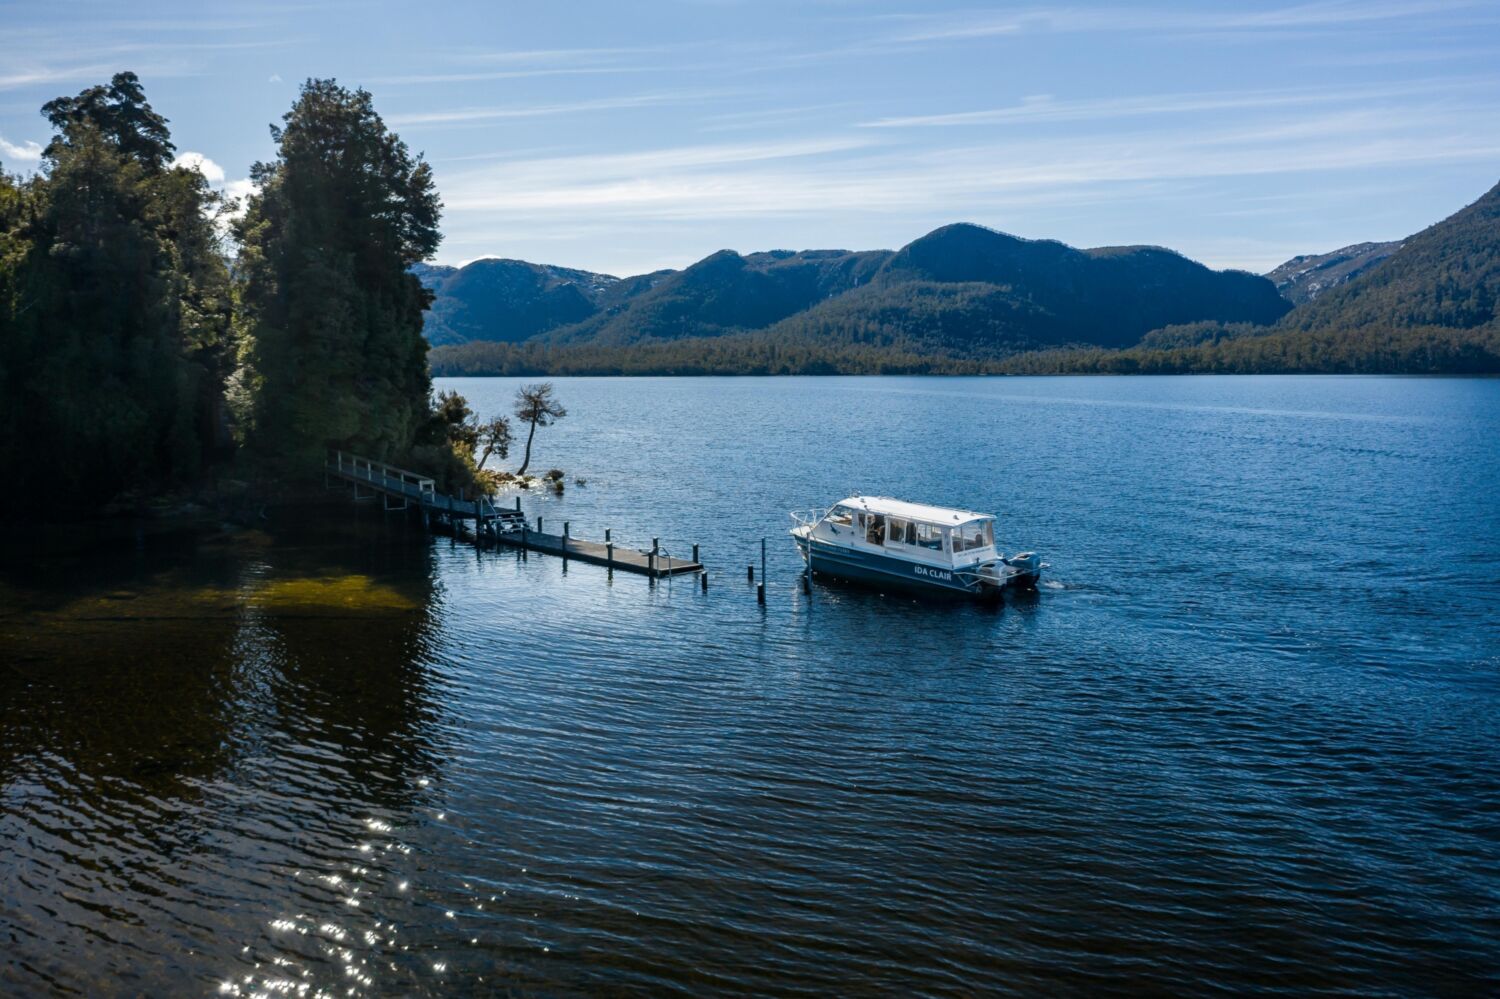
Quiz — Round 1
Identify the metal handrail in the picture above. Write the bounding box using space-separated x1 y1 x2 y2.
327 449 436 495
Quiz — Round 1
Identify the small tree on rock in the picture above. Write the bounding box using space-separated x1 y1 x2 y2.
513 382 565 476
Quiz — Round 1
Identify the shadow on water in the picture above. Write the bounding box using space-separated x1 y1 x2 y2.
0 505 452 995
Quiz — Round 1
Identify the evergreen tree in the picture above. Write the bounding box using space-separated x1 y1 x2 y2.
40 71 175 170
0 75 231 513
231 79 441 477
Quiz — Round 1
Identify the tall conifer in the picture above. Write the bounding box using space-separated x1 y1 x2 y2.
231 79 441 475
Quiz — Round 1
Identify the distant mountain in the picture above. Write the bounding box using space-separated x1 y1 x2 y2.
1281 180 1500 334
427 184 1500 375
995 180 1500 374
418 258 624 346
1266 241 1401 304
541 248 890 346
792 224 1290 352
410 262 457 295
423 224 1289 358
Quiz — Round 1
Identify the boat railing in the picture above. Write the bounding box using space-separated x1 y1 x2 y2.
789 508 826 530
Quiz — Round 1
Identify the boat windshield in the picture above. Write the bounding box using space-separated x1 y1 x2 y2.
825 505 855 526
955 520 994 552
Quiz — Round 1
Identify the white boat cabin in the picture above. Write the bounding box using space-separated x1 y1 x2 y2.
810 496 998 568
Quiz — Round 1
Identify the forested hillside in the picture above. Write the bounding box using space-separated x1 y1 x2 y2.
425 223 1290 368
429 181 1500 376
1281 181 1500 333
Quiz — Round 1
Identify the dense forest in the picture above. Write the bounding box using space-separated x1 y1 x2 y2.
0 73 471 517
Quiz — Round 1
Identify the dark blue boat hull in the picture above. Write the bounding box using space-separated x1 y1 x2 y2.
795 535 992 598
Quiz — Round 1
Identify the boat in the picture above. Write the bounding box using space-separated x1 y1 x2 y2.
790 496 1042 598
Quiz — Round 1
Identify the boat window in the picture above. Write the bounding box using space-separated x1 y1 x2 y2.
957 522 992 552
886 517 916 546
915 523 944 551
826 505 854 526
865 514 885 545
981 521 994 548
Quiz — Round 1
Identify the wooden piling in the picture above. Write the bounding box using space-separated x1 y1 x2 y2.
757 582 765 604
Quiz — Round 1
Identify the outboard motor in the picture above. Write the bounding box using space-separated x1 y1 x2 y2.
1003 552 1042 588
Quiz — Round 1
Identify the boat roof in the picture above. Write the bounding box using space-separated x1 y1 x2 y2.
836 495 992 525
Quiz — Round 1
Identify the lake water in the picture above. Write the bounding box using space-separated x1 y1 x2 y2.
3 375 1498 995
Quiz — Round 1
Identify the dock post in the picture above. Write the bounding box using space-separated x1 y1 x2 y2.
606 542 614 567
761 538 767 587
701 572 708 592
692 543 699 564
747 564 754 581
757 582 765 604
605 528 611 543
515 496 521 511
537 516 543 534
564 521 569 539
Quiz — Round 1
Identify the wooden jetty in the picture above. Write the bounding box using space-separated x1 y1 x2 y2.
494 528 701 577
325 450 703 579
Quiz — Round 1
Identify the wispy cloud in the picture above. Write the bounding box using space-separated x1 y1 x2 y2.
0 57 207 92
0 135 44 164
447 46 668 65
696 101 864 133
0 64 118 91
860 78 1485 128
876 0 1491 44
387 91 739 127
369 66 654 86
435 98 1500 228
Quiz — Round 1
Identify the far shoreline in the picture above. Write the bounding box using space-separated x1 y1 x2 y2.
431 370 1500 379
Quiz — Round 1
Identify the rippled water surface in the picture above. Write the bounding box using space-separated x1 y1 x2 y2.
3 375 1499 996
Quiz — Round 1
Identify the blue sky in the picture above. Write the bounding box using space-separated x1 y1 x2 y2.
3 0 1498 276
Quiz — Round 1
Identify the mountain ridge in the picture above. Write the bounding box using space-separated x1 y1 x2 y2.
1266 241 1402 304
421 222 1289 353
424 179 1500 374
